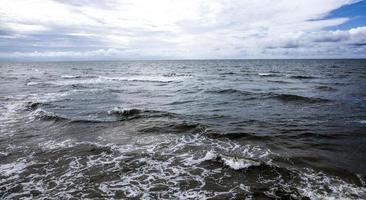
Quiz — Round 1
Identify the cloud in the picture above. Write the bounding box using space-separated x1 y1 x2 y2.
0 0 365 60
309 26 366 44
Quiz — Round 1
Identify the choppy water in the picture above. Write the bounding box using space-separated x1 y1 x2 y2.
1 60 366 199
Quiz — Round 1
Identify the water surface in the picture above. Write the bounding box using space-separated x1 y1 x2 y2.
1 60 366 199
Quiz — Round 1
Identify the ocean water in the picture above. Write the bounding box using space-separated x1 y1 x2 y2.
0 59 366 199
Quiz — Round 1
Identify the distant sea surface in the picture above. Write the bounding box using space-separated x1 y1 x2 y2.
1 60 366 199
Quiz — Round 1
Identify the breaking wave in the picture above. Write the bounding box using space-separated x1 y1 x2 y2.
32 109 67 122
28 75 189 86
29 107 179 124
258 72 281 77
216 154 262 170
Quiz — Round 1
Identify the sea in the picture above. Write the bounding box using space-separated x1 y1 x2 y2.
0 59 366 199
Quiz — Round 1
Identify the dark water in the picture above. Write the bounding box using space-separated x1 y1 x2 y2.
1 60 366 199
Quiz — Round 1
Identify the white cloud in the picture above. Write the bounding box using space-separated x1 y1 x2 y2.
0 0 365 59
1 23 49 33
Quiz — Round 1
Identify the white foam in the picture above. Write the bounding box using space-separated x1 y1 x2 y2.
27 75 189 86
296 169 366 200
220 155 261 170
61 75 80 79
0 151 9 156
12 134 362 199
0 160 27 177
183 150 216 165
258 73 272 76
39 139 73 150
107 106 129 115
99 75 187 83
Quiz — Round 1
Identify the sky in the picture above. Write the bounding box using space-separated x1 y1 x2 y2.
0 0 366 61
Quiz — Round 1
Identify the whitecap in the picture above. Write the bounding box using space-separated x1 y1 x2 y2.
218 154 261 170
99 75 186 83
183 150 216 165
258 72 276 77
29 75 189 86
26 81 39 86
61 75 80 79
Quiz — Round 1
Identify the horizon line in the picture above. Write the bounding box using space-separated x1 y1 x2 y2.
1 58 366 63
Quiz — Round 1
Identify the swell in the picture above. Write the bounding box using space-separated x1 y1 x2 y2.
31 107 179 124
315 85 338 91
206 89 330 103
32 109 67 122
205 89 259 100
107 107 178 119
206 131 273 141
272 93 330 103
137 121 205 134
25 101 50 111
61 75 98 79
288 75 316 79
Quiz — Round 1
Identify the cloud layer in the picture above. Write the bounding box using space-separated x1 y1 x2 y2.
0 0 365 60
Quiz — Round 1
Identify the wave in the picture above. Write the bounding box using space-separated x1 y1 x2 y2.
108 107 141 116
168 100 195 105
206 89 255 96
289 75 316 79
99 75 183 83
216 154 262 170
207 89 330 103
26 81 40 86
61 75 81 79
25 101 46 111
207 132 273 141
0 76 18 81
219 72 237 76
163 72 191 77
139 121 204 135
107 107 177 119
272 93 330 103
30 107 178 124
267 80 291 84
28 75 186 86
315 85 338 91
258 72 280 77
279 132 345 140
32 109 67 122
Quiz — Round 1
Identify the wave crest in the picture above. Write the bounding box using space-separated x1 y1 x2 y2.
207 89 330 103
108 107 141 116
216 154 262 170
289 75 316 79
32 109 66 121
273 93 329 103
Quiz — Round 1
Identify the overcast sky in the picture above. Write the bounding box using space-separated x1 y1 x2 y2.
1 0 366 60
